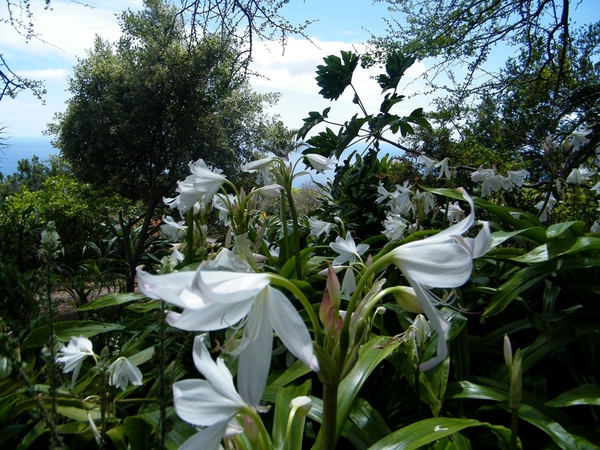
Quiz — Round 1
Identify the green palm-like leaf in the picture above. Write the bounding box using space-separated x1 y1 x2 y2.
315 51 359 100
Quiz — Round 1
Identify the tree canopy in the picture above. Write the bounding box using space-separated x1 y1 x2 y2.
50 0 275 205
368 0 599 194
48 0 281 289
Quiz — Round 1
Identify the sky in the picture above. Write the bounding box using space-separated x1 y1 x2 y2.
0 0 430 141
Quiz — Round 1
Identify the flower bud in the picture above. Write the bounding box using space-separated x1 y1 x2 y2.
509 349 523 410
394 286 424 314
290 396 312 418
326 264 341 309
503 334 513 368
243 415 259 443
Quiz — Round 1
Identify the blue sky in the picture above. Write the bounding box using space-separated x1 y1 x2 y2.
1 0 406 139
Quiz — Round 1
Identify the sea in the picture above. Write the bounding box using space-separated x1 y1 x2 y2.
0 136 58 177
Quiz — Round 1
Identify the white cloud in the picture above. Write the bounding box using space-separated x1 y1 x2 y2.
0 0 143 62
16 68 69 80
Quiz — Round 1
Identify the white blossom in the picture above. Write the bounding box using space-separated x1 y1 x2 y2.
329 231 369 266
56 336 95 387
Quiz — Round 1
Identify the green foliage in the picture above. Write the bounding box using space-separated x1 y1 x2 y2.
50 0 273 205
0 174 121 268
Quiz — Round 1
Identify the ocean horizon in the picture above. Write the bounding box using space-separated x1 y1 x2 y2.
0 136 59 177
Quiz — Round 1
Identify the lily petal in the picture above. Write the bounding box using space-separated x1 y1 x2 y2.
410 282 450 372
191 335 244 403
267 287 319 372
173 379 243 426
237 295 273 407
391 241 473 288
136 268 195 308
166 298 253 331
179 421 229 450
195 271 271 303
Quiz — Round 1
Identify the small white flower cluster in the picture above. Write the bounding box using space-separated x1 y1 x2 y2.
376 182 438 242
470 167 530 198
55 336 143 390
553 129 599 224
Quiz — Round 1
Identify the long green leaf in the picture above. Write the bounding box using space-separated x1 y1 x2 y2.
335 336 402 440
483 260 559 318
77 292 145 311
545 384 600 407
271 381 312 450
347 398 392 448
517 404 581 449
22 321 125 348
368 417 512 450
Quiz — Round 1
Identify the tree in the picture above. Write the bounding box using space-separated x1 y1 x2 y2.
371 0 596 99
49 0 279 290
1 0 50 101
368 0 599 213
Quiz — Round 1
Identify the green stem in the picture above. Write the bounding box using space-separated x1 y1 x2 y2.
286 189 303 280
280 194 289 264
157 303 168 450
321 382 338 450
19 368 65 449
509 408 519 450
284 407 297 450
46 254 58 436
243 407 272 450
339 256 390 359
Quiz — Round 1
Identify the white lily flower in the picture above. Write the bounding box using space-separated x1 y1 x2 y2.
188 159 226 193
569 128 592 151
506 170 529 189
329 231 369 265
308 217 334 238
591 181 600 194
174 335 249 450
161 216 187 240
136 269 319 406
542 136 558 152
440 202 464 224
170 159 226 214
376 182 393 204
534 193 557 222
384 189 491 371
242 157 276 172
201 248 253 272
213 193 237 223
56 336 95 386
418 154 437 177
382 213 409 242
416 190 436 214
420 155 452 180
567 165 596 184
242 157 276 185
254 184 283 198
108 357 143 390
304 153 334 173
169 245 185 266
470 167 495 182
